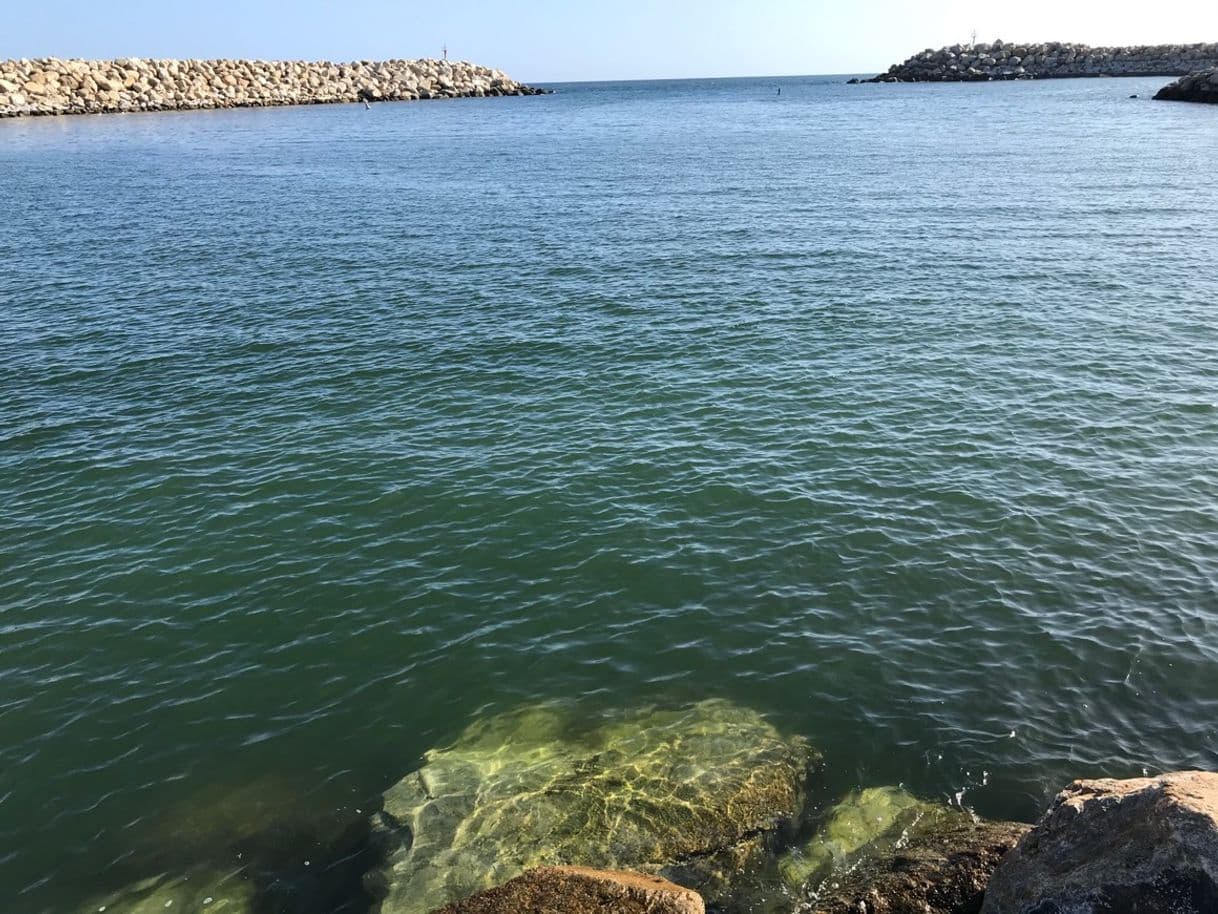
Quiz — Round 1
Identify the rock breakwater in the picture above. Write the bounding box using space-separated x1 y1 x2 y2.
1155 67 1218 103
0 57 545 117
868 41 1218 82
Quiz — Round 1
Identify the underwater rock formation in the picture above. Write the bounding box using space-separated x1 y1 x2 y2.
366 699 817 914
428 866 706 914
127 776 374 914
81 870 254 914
772 787 1027 914
777 787 954 890
808 818 1029 914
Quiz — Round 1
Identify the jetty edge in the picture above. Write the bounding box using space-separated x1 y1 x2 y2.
0 57 548 118
1154 67 1218 104
864 41 1218 82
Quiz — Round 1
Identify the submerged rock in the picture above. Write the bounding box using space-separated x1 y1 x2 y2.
808 818 1028 914
367 699 817 914
981 771 1218 914
133 776 374 914
777 787 956 890
81 870 254 914
769 787 1026 914
429 866 705 914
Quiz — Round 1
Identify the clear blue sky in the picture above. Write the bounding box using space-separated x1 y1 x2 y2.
3 1 1216 82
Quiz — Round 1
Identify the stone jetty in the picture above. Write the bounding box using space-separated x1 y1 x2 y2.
867 41 1218 82
1155 67 1218 104
0 57 546 117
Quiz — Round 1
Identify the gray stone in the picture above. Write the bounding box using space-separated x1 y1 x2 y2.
0 57 538 117
1154 67 1218 104
981 771 1218 914
867 41 1218 83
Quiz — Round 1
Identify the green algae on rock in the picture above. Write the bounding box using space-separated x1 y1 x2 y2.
82 870 254 914
429 866 706 914
773 787 1028 914
777 787 959 892
810 818 1029 914
366 699 817 914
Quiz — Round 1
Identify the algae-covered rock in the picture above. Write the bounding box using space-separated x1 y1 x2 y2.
429 866 706 914
777 787 959 891
82 870 254 914
810 818 1029 914
367 699 816 914
775 787 1026 914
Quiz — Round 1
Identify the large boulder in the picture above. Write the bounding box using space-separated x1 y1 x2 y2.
1154 68 1218 104
427 866 704 914
366 699 816 914
775 786 1027 914
981 771 1218 914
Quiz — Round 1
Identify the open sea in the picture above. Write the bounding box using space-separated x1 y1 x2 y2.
2 74 1217 913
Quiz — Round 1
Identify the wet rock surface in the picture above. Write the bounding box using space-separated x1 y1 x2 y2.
805 818 1029 914
980 771 1218 914
1154 68 1218 104
866 42 1218 83
0 57 546 118
367 700 817 914
760 786 1026 914
427 866 706 914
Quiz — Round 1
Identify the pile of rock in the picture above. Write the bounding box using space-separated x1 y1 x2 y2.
72 698 1218 914
1154 67 1218 104
0 57 546 117
866 41 1218 83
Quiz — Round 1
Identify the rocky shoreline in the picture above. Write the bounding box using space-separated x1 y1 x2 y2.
1154 67 1218 104
865 41 1218 83
0 57 546 118
76 699 1218 914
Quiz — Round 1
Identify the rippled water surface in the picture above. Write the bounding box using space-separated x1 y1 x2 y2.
2 75 1218 912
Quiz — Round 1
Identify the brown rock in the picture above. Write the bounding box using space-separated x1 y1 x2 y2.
428 866 705 914
980 771 1218 914
810 819 1029 914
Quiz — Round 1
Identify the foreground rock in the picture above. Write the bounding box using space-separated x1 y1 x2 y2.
0 57 546 118
82 870 254 913
367 699 816 914
1155 68 1218 104
772 787 1027 914
428 867 705 914
867 41 1218 83
808 818 1028 914
981 771 1218 914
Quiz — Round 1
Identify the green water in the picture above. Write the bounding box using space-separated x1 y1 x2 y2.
2 75 1217 912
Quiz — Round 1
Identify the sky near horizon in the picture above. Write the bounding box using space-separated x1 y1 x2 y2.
3 1 1216 82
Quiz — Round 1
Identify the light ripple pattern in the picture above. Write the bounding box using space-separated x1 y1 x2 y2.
1 75 1217 912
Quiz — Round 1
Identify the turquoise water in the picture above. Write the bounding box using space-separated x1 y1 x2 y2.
2 74 1218 912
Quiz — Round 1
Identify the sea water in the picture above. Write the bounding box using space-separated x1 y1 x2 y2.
2 74 1217 912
